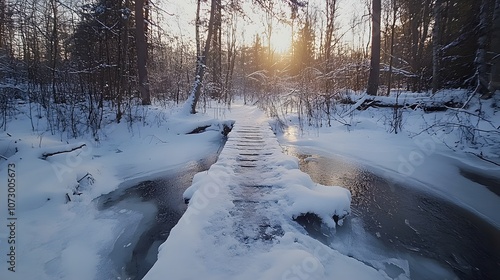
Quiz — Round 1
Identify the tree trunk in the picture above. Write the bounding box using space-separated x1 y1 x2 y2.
476 0 490 95
0 0 5 49
211 0 222 99
367 0 381 96
135 0 151 105
416 0 432 92
324 0 336 95
224 13 237 104
409 2 419 92
264 2 274 65
195 0 201 58
185 0 218 114
487 0 500 97
386 0 398 96
50 0 59 103
432 0 444 94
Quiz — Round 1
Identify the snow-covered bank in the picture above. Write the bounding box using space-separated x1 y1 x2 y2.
144 105 407 280
0 102 229 280
275 92 500 228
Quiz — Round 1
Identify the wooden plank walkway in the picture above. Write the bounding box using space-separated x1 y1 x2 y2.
143 106 384 280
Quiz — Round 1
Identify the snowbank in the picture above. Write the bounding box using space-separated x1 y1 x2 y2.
0 102 229 280
277 90 500 228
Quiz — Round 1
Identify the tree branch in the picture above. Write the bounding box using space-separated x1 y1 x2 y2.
40 143 87 160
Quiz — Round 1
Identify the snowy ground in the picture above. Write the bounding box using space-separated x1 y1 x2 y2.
0 102 229 280
0 91 498 280
275 91 500 229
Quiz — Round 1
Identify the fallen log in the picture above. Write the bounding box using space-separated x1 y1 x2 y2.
40 143 87 160
186 121 234 136
187 125 211 134
352 97 463 112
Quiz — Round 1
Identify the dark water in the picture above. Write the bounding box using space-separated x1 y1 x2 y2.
94 133 499 279
96 152 220 279
283 146 500 280
459 168 500 196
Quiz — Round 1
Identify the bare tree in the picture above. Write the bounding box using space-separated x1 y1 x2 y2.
263 1 274 63
486 0 500 97
432 0 444 94
401 0 432 92
136 0 151 105
367 0 381 95
386 0 398 96
207 0 223 100
185 0 218 114
324 0 337 90
475 0 491 96
224 12 237 104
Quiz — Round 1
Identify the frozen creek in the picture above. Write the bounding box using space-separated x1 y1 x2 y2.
95 152 220 279
95 140 498 280
284 145 499 280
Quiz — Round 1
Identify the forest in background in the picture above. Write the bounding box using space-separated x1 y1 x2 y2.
0 0 499 142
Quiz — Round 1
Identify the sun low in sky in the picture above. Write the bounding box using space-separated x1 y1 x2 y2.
163 0 366 54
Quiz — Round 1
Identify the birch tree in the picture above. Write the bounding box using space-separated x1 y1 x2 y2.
184 0 218 114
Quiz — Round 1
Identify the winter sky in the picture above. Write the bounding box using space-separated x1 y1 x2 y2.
162 0 369 53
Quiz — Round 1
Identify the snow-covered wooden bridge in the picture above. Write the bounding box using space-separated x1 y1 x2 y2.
143 106 387 280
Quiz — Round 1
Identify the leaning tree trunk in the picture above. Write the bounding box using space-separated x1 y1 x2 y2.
487 0 500 97
136 0 151 105
367 0 381 96
432 0 444 94
185 0 218 114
